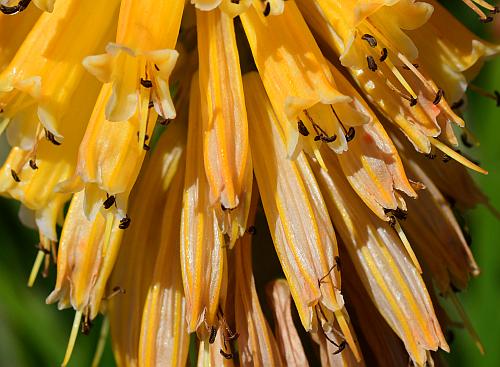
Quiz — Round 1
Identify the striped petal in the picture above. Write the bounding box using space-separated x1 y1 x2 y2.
181 74 225 332
244 72 362 360
197 7 252 244
311 149 448 366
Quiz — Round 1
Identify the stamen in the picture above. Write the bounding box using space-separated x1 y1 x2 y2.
433 89 445 105
304 110 337 143
0 0 31 15
451 99 465 110
246 225 257 235
361 34 378 48
103 194 116 209
329 105 355 142
219 349 233 359
379 48 388 62
430 138 487 175
27 250 46 287
366 56 378 72
118 215 131 229
263 1 271 16
393 219 423 274
29 159 38 170
11 169 20 182
448 292 484 354
61 311 83 367
140 78 153 88
209 326 217 344
45 129 61 146
105 286 126 300
462 0 495 21
468 84 500 107
90 317 109 367
297 120 310 136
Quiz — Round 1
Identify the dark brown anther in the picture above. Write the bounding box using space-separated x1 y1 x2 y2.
314 135 321 141
297 120 310 136
103 194 116 209
388 215 396 227
332 340 347 355
159 118 171 126
491 6 500 14
221 203 235 212
379 47 388 62
480 16 494 23
345 127 355 142
442 153 451 163
263 1 271 16
0 0 31 15
321 134 337 143
81 316 92 335
231 0 240 3
45 130 61 146
433 89 445 105
29 159 38 170
140 78 153 88
361 34 377 48
247 225 257 235
409 96 418 107
334 255 341 272
424 152 436 160
461 133 474 148
119 215 131 229
143 143 151 151
11 169 20 182
148 100 154 109
220 350 233 359
384 208 407 221
366 56 378 72
154 64 160 71
402 63 419 70
451 99 464 110
209 326 218 344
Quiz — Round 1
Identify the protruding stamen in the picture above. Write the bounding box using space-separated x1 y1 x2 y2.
448 292 484 354
61 311 83 367
469 84 500 107
393 219 423 274
430 138 487 175
28 250 46 287
90 318 109 367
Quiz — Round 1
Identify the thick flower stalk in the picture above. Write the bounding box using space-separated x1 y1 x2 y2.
1 0 499 366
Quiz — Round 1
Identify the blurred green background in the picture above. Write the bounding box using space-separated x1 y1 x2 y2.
1 2 500 367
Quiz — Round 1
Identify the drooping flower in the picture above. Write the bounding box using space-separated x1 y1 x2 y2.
1 1 499 366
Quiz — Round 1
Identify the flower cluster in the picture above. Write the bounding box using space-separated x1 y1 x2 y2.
1 0 498 366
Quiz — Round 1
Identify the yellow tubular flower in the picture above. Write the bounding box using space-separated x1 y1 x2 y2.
0 0 119 142
46 190 124 321
342 254 410 367
108 120 187 367
83 0 183 123
311 150 448 366
59 83 157 222
329 66 416 221
409 0 500 103
401 156 479 293
197 7 253 245
244 72 362 360
234 191 283 367
297 0 468 154
265 280 310 366
181 74 225 332
240 0 369 159
0 72 100 241
139 156 189 367
0 6 40 70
